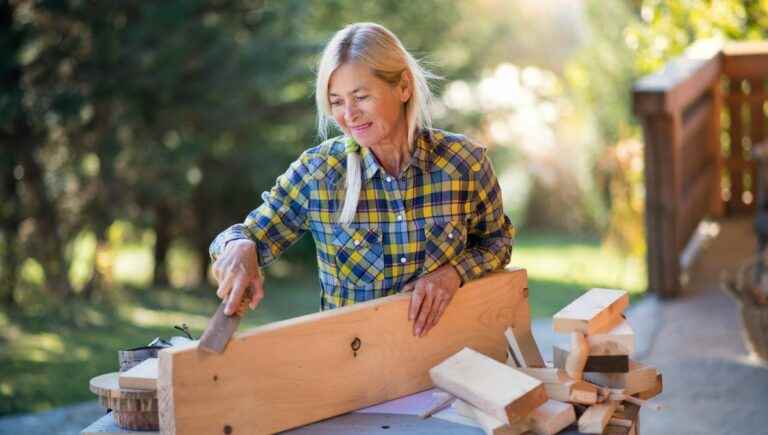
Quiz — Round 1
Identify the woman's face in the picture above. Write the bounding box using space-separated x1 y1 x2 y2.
328 62 411 149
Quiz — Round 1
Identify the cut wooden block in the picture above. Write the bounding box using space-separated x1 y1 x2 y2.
584 360 658 394
587 319 635 356
553 344 629 373
543 380 598 405
159 269 531 435
430 347 547 425
516 367 598 404
119 358 159 391
529 400 576 435
578 400 619 434
553 288 629 334
504 326 545 368
635 373 663 400
452 399 529 435
565 332 588 380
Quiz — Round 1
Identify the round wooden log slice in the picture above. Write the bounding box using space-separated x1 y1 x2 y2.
90 372 159 431
113 409 159 431
89 372 156 400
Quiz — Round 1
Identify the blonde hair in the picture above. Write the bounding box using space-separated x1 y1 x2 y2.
315 23 437 224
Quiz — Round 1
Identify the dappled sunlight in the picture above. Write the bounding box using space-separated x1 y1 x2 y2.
122 306 209 331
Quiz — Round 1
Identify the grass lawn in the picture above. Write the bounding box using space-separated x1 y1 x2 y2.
0 231 646 416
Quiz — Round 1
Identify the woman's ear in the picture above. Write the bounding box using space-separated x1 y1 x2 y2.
398 71 413 103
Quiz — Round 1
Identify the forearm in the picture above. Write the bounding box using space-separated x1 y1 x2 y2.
449 225 514 285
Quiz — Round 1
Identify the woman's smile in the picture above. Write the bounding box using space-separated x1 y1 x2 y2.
351 122 373 135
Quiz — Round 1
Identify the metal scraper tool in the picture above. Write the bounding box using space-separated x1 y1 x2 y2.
198 287 253 353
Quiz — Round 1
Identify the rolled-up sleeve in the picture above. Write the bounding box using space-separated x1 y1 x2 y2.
449 150 515 284
209 153 313 267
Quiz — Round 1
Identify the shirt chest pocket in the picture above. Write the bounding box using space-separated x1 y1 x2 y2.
423 220 467 274
332 225 385 286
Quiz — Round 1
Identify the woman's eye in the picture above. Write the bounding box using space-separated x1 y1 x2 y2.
355 95 368 101
330 100 342 107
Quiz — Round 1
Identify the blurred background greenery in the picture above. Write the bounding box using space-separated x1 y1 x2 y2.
1 0 767 416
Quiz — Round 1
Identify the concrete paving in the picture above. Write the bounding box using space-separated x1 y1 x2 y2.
3 218 767 434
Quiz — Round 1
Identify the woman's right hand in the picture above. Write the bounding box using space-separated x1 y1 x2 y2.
211 239 265 315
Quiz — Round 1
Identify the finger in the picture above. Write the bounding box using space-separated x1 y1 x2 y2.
409 287 424 321
414 292 434 337
216 264 237 299
401 282 415 293
421 306 439 337
430 298 449 331
225 274 248 315
249 276 265 310
211 261 220 282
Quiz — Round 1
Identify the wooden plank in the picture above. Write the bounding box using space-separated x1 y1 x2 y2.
430 347 547 424
504 326 545 368
119 358 158 391
158 269 530 435
640 113 683 295
586 320 635 356
728 78 746 213
584 360 658 395
723 41 768 77
633 49 722 115
578 401 619 434
452 399 529 435
553 345 629 373
552 289 628 334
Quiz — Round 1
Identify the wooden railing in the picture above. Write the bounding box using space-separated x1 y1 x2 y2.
633 41 768 297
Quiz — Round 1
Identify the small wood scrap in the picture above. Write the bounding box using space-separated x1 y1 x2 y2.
118 358 158 391
578 400 619 434
429 347 548 424
419 392 456 419
584 360 658 394
529 400 576 435
564 332 588 380
505 326 545 368
635 373 663 400
586 320 635 356
553 289 628 335
553 344 630 373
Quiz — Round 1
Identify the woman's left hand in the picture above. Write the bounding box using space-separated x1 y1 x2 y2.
402 264 462 337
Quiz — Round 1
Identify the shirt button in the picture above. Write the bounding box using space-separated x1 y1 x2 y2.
448 232 454 239
400 257 407 264
396 214 403 221
386 176 393 183
353 239 360 246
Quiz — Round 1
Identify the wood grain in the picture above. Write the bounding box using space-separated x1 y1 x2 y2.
430 347 546 424
119 358 158 391
159 268 530 435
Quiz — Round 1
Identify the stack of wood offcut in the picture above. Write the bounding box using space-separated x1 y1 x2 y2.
428 288 663 434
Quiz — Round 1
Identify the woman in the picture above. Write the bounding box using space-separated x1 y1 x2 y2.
210 22 515 338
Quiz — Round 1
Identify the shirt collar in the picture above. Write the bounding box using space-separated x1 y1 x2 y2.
357 129 435 181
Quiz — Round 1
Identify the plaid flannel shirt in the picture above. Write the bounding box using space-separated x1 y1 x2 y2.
209 129 515 309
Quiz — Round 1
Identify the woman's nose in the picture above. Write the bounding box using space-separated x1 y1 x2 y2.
344 102 359 123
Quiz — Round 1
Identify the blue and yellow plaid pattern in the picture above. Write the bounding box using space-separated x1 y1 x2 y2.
210 129 515 309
